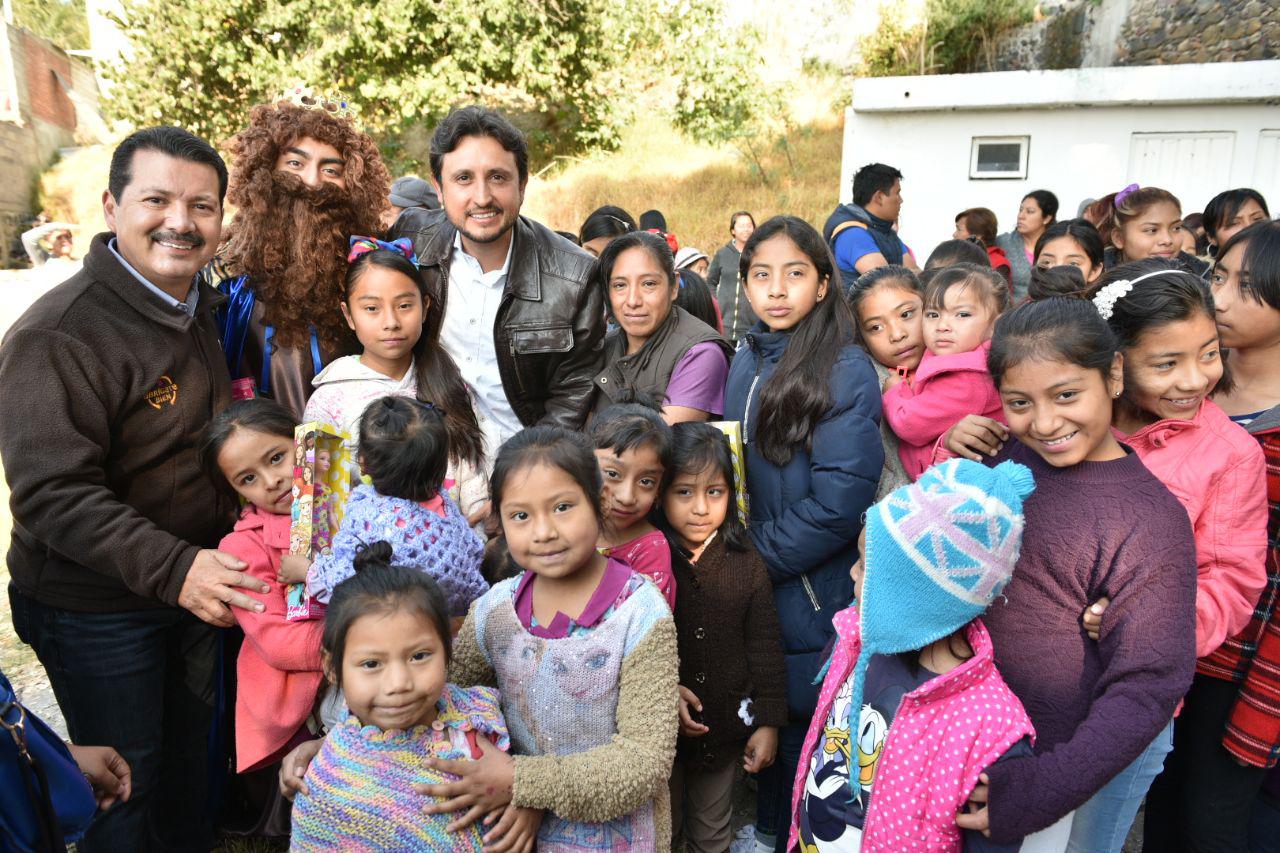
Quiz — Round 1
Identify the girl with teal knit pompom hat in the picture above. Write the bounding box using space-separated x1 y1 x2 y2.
788 458 1038 853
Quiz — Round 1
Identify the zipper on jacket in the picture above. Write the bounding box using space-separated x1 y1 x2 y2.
742 346 765 441
800 574 821 611
506 334 527 395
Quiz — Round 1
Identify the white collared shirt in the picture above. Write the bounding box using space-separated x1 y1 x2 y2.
442 231 522 465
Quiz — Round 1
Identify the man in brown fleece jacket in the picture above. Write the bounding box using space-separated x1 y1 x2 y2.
0 126 271 852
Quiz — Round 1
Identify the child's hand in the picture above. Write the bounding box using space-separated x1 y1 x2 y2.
943 415 1008 462
1082 596 1111 642
481 804 541 853
277 554 311 585
68 745 132 810
415 736 515 831
955 772 991 836
883 370 905 391
278 738 323 800
743 726 778 774
677 685 709 738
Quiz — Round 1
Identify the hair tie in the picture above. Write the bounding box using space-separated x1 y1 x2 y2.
1114 183 1140 207
1091 268 1181 321
347 236 418 266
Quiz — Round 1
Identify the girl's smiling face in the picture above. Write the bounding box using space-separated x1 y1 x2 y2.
856 284 924 370
1210 240 1280 351
332 605 447 731
1115 201 1185 262
500 462 602 581
217 427 295 514
1122 311 1223 422
743 234 829 332
999 355 1125 467
595 443 664 532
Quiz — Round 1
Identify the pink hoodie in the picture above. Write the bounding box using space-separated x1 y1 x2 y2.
1118 399 1268 659
883 340 1005 480
789 608 1033 852
219 506 325 772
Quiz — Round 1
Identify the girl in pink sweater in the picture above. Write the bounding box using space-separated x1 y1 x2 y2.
1094 260 1268 660
1089 260 1268 851
199 399 324 774
589 398 676 609
883 264 1010 479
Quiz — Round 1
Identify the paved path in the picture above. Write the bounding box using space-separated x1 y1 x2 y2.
1 267 70 737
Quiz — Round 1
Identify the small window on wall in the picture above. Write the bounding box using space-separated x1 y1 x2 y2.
970 136 1030 179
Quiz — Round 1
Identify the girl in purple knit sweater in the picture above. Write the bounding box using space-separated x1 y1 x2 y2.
943 298 1198 851
279 396 487 624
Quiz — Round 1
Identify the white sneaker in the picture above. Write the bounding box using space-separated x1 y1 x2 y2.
730 824 774 853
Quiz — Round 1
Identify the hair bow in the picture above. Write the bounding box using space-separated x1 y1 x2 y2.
347 236 418 266
1114 183 1140 207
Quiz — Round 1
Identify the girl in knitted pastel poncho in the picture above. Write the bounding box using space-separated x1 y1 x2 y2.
289 540 522 852
278 395 488 625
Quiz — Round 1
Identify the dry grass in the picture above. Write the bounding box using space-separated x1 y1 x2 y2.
523 108 845 257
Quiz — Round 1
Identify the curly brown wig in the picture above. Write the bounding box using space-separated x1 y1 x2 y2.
221 102 391 350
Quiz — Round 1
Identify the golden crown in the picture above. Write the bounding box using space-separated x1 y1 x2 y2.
280 85 358 122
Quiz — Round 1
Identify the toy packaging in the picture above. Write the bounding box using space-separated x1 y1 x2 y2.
286 423 354 621
708 420 749 523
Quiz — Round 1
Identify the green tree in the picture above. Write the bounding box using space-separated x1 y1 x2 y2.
668 1 787 186
12 0 90 51
102 0 653 169
858 0 1035 77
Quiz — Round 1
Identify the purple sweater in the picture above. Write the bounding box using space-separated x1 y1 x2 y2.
982 440 1196 843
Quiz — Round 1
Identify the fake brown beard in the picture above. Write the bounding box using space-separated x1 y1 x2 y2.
222 170 362 350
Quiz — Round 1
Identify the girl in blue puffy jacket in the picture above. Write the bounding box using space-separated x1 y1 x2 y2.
723 215 885 853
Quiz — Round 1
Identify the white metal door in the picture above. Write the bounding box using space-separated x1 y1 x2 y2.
1128 132 1235 214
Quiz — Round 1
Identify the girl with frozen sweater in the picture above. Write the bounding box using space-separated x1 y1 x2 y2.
418 426 679 851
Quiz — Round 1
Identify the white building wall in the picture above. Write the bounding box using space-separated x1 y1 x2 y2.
840 62 1280 259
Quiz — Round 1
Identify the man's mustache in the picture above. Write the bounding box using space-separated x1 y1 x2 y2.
150 229 204 248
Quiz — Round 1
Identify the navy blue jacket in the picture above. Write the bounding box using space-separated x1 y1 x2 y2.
724 325 884 721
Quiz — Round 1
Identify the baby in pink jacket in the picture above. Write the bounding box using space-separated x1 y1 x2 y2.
883 264 1010 480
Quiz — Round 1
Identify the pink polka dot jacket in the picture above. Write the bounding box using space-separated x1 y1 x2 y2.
789 608 1034 852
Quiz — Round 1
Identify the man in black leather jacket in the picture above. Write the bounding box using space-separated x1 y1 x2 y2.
390 106 603 448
